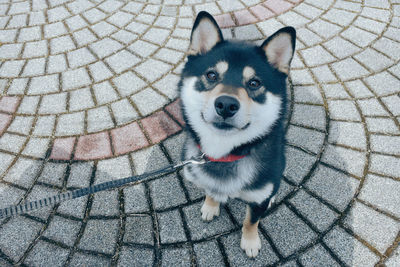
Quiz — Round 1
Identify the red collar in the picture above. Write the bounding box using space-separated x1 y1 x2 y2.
197 144 247 162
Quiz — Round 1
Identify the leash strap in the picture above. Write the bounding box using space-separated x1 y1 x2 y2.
0 154 207 220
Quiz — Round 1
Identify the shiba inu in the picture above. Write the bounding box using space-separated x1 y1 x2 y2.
179 11 296 258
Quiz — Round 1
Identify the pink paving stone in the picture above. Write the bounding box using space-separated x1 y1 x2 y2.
214 14 235 28
234 9 258 25
0 113 12 136
74 132 112 160
164 99 185 126
0 96 20 113
141 111 181 144
250 4 275 20
111 122 149 155
264 0 293 14
50 137 76 160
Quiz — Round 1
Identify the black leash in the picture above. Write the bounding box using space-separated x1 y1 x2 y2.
0 154 207 220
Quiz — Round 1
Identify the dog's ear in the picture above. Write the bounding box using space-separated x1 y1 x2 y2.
261 27 296 74
189 11 223 55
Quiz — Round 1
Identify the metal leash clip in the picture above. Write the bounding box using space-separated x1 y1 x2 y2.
174 153 208 169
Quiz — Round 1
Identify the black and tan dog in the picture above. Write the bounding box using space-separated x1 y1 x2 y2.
179 11 296 257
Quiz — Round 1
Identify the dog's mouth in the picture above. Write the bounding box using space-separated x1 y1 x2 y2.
201 113 250 131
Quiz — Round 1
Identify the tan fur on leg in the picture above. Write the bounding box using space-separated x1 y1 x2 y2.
201 195 220 221
240 206 261 258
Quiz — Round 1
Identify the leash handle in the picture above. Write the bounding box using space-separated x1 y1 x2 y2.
0 155 207 220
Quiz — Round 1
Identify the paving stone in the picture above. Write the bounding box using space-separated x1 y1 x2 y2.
344 201 400 254
87 106 114 133
44 22 67 39
150 173 186 210
47 54 67 74
382 95 400 116
25 241 69 267
370 135 400 155
0 60 25 77
323 36 360 59
93 81 119 105
301 45 335 67
74 132 112 160
328 121 366 149
78 219 119 254
369 154 400 178
90 190 119 216
234 24 263 40
322 83 350 98
118 247 154 266
57 195 88 219
67 162 93 188
124 183 149 213
69 253 110 266
328 100 361 121
111 99 138 126
67 47 96 68
50 137 75 160
183 202 234 241
123 215 153 245
354 48 394 72
88 61 113 82
158 209 186 243
95 155 132 184
222 232 279 266
29 74 59 94
263 205 317 257
194 240 225 267
0 133 26 154
7 116 34 135
161 247 191 267
141 111 181 144
286 125 325 154
305 165 359 212
17 96 39 114
345 79 374 98
83 8 106 24
373 37 400 60
112 30 138 45
62 68 91 91
113 71 146 97
291 104 326 130
90 38 123 58
134 59 172 82
0 182 25 211
56 112 85 136
365 72 400 96
365 117 398 134
43 216 81 246
290 69 314 85
3 157 41 188
386 246 400 267
37 162 67 186
324 226 379 266
69 87 94 111
300 244 340 267
50 35 76 54
0 217 43 261
131 88 168 116
0 44 22 59
311 65 338 83
331 58 369 81
308 19 342 39
284 146 316 184
8 78 28 94
289 189 338 232
131 144 169 175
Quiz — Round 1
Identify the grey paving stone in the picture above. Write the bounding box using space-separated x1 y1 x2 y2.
0 259 12 267
0 133 26 154
93 81 119 105
305 165 359 212
328 100 361 121
263 205 317 257
234 24 263 41
24 241 69 267
331 58 369 81
78 219 119 254
25 185 59 220
62 68 91 91
131 88 168 116
365 117 398 134
91 21 117 38
67 47 96 68
311 65 338 83
131 145 169 175
300 244 340 267
386 246 400 267
69 252 111 266
154 48 184 65
275 179 295 204
90 38 123 58
0 183 25 216
149 173 186 210
90 190 119 216
293 85 323 104
183 202 234 241
118 247 154 267
66 162 93 189
29 74 59 94
161 247 191 267
87 106 114 133
344 201 400 254
301 45 335 67
370 135 400 155
323 226 379 266
50 35 76 54
124 183 149 213
289 189 338 232
0 60 25 77
308 19 342 39
358 98 388 116
290 69 315 85
222 231 279 266
43 216 81 246
158 209 186 243
0 217 43 261
95 156 132 184
111 99 138 125
354 48 394 72
89 61 113 83
280 260 299 267
134 59 172 82
286 125 325 154
365 72 400 96
105 50 140 74
181 172 205 201
112 30 138 45
194 240 225 267
57 196 88 219
162 132 186 164
22 137 50 158
284 146 316 184
3 158 42 188
39 93 67 114
322 144 366 177
47 54 67 74
0 152 14 177
123 215 153 245
321 84 350 99
56 112 85 136
113 71 146 97
330 121 366 148
373 37 400 60
345 79 374 98
291 104 326 130
382 95 400 116
8 78 28 94
37 162 67 187
69 87 95 111
369 154 400 178
359 174 400 218
8 116 34 135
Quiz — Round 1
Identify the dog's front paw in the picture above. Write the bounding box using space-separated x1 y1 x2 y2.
200 202 220 221
240 234 261 258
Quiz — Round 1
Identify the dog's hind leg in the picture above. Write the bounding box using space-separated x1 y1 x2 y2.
201 195 220 221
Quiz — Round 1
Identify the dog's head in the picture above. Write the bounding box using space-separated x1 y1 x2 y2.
180 12 296 158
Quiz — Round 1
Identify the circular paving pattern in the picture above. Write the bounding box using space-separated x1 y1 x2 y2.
0 0 400 266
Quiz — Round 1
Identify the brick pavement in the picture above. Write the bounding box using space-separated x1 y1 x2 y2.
0 0 399 266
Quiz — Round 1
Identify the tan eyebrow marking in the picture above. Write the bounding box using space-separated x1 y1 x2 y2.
242 66 255 81
215 61 228 75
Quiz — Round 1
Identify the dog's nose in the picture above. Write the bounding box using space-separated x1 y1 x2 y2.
214 96 240 119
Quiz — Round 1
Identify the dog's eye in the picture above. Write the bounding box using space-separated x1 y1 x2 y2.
248 79 261 90
206 71 218 82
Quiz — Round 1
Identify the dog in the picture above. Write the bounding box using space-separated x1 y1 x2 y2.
179 11 296 258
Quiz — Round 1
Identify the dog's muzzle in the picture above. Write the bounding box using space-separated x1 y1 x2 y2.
214 95 240 119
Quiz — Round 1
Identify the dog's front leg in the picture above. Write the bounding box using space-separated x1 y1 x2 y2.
201 195 220 221
240 205 262 257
